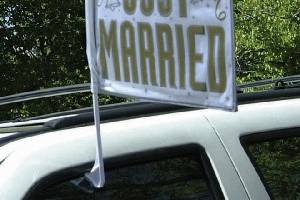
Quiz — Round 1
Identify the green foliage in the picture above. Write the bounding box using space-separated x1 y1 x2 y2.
234 0 300 83
248 137 300 199
0 0 126 121
0 94 127 121
0 0 88 94
0 0 299 120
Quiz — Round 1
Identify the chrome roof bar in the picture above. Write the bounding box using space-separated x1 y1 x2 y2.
0 84 90 106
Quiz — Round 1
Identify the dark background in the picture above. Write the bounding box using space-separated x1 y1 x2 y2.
0 0 299 121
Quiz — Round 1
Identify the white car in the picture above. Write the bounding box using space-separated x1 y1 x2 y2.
0 78 299 200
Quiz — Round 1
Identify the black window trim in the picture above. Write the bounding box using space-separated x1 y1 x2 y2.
240 127 300 200
24 143 224 200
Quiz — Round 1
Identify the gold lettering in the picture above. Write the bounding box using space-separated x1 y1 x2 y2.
188 25 206 91
141 0 154 16
158 0 172 17
138 22 157 86
176 25 186 88
208 26 226 93
121 21 139 83
99 20 120 80
123 0 136 15
156 23 176 88
178 0 187 17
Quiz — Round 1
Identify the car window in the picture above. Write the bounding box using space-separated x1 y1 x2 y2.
242 133 300 200
28 155 223 200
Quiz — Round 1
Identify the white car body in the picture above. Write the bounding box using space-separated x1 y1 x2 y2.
0 98 300 199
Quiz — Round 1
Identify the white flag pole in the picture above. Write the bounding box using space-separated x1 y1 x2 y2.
86 92 105 187
85 0 105 188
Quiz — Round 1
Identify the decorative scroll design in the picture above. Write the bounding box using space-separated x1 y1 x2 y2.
190 0 227 21
98 0 121 11
215 0 226 21
190 0 202 6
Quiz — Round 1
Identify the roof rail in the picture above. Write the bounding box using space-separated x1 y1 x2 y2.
238 75 300 90
1 76 300 106
0 84 90 106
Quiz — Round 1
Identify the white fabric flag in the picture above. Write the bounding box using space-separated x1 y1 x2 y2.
85 0 237 188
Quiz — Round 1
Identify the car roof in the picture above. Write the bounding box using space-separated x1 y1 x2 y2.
1 98 300 199
1 84 300 139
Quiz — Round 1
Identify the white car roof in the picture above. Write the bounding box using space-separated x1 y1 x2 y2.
0 99 300 200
